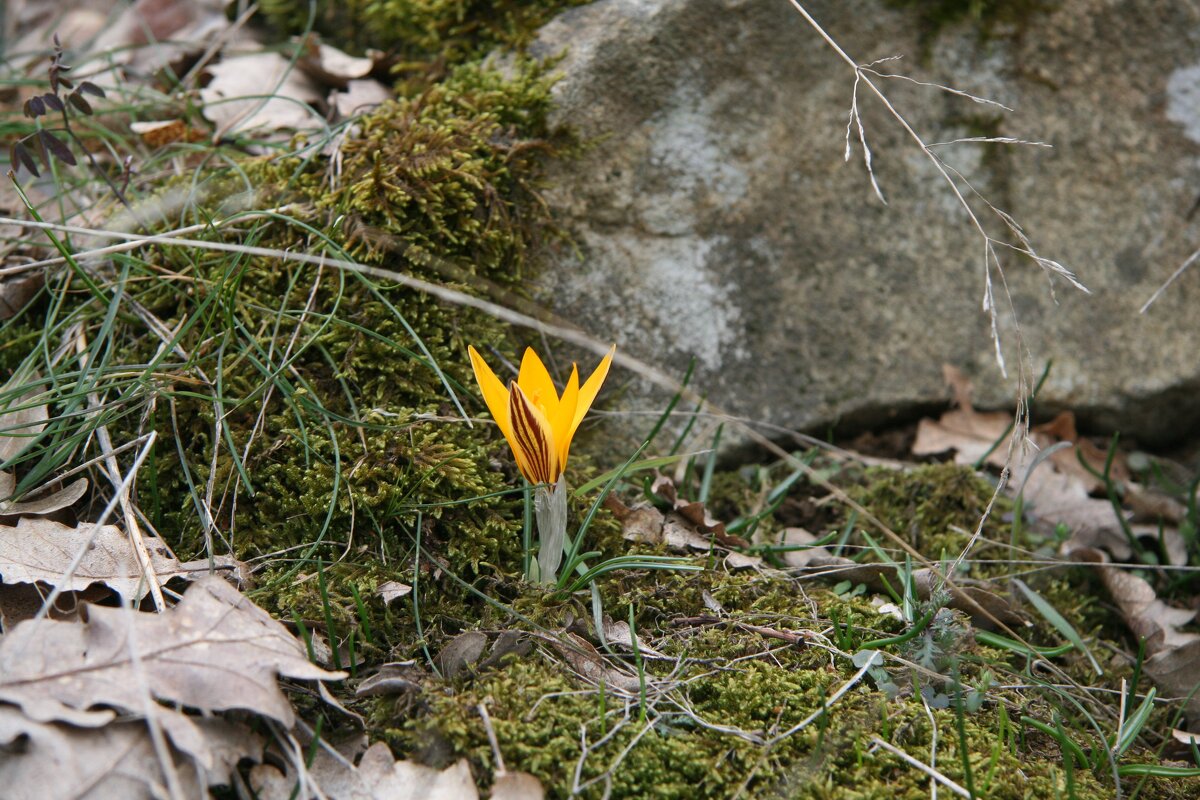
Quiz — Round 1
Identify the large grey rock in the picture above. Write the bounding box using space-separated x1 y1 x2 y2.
531 0 1200 447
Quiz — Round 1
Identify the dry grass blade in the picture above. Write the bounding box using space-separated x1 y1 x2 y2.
785 0 1087 380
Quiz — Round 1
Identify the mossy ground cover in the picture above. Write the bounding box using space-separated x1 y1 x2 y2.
0 4 1197 798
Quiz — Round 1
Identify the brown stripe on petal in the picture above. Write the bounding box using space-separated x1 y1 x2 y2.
509 382 555 484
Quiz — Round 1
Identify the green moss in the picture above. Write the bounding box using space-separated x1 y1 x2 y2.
76 60 570 627
256 0 586 61
327 59 565 283
847 463 1008 567
388 613 1119 800
7 6 1196 796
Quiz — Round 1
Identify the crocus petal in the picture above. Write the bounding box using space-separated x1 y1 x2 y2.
468 346 513 439
554 365 581 469
469 345 532 481
517 347 560 420
509 381 559 485
569 345 615 440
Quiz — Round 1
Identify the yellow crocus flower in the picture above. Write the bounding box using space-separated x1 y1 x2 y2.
467 344 615 486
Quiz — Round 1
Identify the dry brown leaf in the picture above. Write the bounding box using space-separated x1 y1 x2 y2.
776 527 832 568
1069 546 1200 715
0 581 110 630
1171 728 1200 746
0 516 197 601
492 770 546 800
911 365 1012 468
610 489 748 553
1020 465 1135 560
1068 547 1198 651
1033 411 1127 492
0 381 48 463
298 37 377 86
724 550 763 570
330 79 393 120
650 473 747 546
660 511 717 550
543 632 641 692
1145 641 1200 717
129 119 207 146
84 0 230 84
0 382 91 516
0 473 87 516
377 579 412 606
0 705 261 800
912 366 1181 566
356 661 425 698
477 630 533 671
250 742 487 800
0 271 44 321
96 0 222 48
602 617 667 658
435 631 488 679
201 51 325 135
0 577 344 730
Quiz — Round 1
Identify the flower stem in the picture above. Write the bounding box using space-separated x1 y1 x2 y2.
534 475 568 583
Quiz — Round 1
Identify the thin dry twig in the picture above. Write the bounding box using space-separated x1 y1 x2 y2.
765 651 876 746
784 1 1088 379
31 430 157 623
870 737 971 798
74 328 167 611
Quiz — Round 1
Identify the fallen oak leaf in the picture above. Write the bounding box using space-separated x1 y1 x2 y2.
356 661 425 698
330 79 393 120
724 550 763 570
1021 463 1135 560
491 770 546 800
0 379 48 463
912 365 1012 469
0 582 110 630
602 617 667 658
1068 546 1198 652
1143 641 1200 718
912 366 1176 566
776 527 834 568
609 492 747 553
0 270 44 321
0 473 87 516
1033 411 1128 492
0 577 344 730
250 739 529 800
129 119 207 147
377 580 412 606
0 516 200 602
0 379 89 516
297 36 378 87
200 51 325 136
1172 729 1200 746
435 631 488 679
0 705 262 800
537 631 642 693
651 473 748 546
1069 546 1200 715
